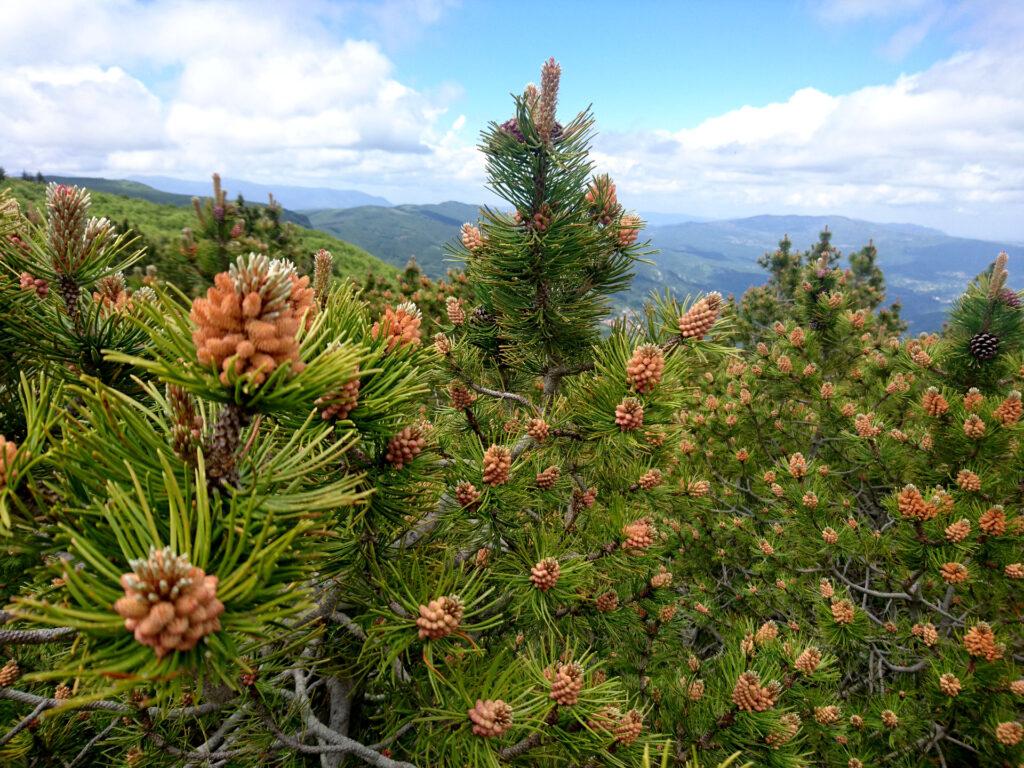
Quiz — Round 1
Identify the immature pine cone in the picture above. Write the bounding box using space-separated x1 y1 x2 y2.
956 470 981 491
993 391 1023 425
766 713 801 748
482 444 512 486
732 671 777 712
815 705 840 725
831 599 855 625
944 519 971 543
0 435 24 487
622 518 655 552
191 254 315 385
788 452 808 479
677 293 722 340
979 506 1006 535
626 343 665 394
897 484 937 521
460 223 484 252
613 709 644 745
650 566 673 588
468 698 513 738
433 332 452 355
963 414 986 439
595 591 619 613
530 558 561 591
585 175 619 225
755 620 779 645
448 383 476 410
922 387 948 416
615 397 644 431
54 683 72 700
912 622 939 646
113 546 224 658
536 465 560 489
995 721 1023 746
938 673 961 697
0 659 20 686
372 302 422 352
618 214 642 248
795 646 821 675
549 661 584 706
317 367 361 421
445 296 465 325
385 425 426 469
454 482 480 509
19 272 50 298
638 468 662 490
312 249 333 307
963 622 1003 661
526 417 549 441
416 595 464 640
881 710 899 729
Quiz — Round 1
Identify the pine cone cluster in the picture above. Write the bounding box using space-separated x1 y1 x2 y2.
372 302 422 352
585 174 619 225
968 332 999 361
0 658 20 686
921 387 949 416
993 391 1022 425
536 465 560 489
448 383 477 410
530 558 560 591
995 721 1023 746
963 414 986 438
385 425 426 469
881 710 899 729
897 484 937 521
467 698 513 738
788 452 808 479
956 469 981 491
795 646 821 675
815 705 840 725
732 671 779 712
963 622 1003 661
191 254 315 386
19 272 49 297
588 707 643 745
687 679 705 701
979 506 1006 535
595 591 619 613
482 444 511 486
638 468 662 490
526 417 549 441
830 599 855 625
167 385 204 464
548 661 584 706
615 397 644 431
455 481 480 507
626 343 665 394
317 368 361 421
912 622 939 646
416 595 464 640
446 296 466 325
617 214 642 248
113 546 225 658
677 293 722 340
944 519 971 543
938 673 962 697
460 223 484 252
766 713 801 748
622 518 655 552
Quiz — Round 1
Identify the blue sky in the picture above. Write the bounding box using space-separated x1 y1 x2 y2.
1 0 1022 239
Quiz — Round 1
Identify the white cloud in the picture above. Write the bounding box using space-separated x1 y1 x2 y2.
594 47 1024 239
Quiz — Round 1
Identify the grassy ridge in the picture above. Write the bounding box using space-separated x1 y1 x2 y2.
2 178 395 290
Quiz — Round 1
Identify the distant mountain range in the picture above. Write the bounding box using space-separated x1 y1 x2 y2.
35 174 1020 331
129 175 391 211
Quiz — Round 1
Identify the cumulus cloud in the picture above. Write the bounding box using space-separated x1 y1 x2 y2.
595 46 1024 239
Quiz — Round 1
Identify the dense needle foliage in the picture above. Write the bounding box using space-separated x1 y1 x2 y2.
0 59 1021 768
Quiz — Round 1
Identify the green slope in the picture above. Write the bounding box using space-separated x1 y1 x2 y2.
2 178 394 291
305 201 480 277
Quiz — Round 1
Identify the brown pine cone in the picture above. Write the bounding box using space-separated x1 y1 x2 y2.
113 547 224 658
317 367 361 421
385 425 426 469
467 698 513 737
615 397 644 431
448 383 477 410
536 465 560 489
416 595 464 640
526 418 549 442
595 591 619 613
549 661 584 706
482 444 511 486
677 292 722 339
530 558 561 591
455 481 481 507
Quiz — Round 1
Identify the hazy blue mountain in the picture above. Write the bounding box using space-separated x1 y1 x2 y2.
307 204 1018 331
132 175 391 210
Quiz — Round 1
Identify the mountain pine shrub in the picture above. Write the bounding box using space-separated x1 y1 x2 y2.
0 59 1021 768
